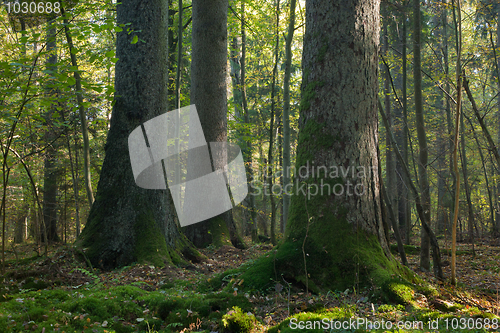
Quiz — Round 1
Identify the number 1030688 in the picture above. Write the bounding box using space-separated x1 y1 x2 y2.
443 318 498 330
4 1 60 14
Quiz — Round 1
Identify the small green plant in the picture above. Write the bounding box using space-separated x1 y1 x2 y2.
222 306 256 333
378 304 404 313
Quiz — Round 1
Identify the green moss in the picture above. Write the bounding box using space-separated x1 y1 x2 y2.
268 307 354 333
382 280 415 305
296 120 338 173
21 277 49 291
133 210 170 267
378 304 404 313
208 216 233 248
299 68 324 113
222 306 256 333
146 292 252 330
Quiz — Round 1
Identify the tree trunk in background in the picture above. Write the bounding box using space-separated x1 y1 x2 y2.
14 204 28 244
77 0 197 269
267 0 280 246
495 5 500 237
175 0 183 110
466 115 495 236
282 0 296 233
394 9 408 240
240 3 258 242
382 5 398 238
62 10 94 208
242 0 399 292
183 0 245 249
445 0 455 237
436 2 449 234
460 112 474 252
402 11 411 245
413 0 431 271
42 19 60 243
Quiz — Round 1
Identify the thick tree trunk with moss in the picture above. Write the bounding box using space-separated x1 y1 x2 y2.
182 0 244 249
242 0 405 292
76 0 197 270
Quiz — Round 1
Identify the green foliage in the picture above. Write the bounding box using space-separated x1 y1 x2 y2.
378 303 405 313
222 306 256 333
268 307 355 333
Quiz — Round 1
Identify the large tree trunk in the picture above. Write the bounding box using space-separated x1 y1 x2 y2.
243 0 399 292
413 0 431 271
77 0 197 270
182 0 245 249
42 19 60 244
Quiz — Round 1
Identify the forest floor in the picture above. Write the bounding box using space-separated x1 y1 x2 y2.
0 236 499 332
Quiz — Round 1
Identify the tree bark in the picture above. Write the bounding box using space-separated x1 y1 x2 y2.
402 11 411 245
413 0 431 271
382 4 398 242
282 0 296 233
239 3 258 242
436 1 449 234
267 0 280 246
62 9 94 207
183 0 245 249
459 113 474 250
77 0 197 269
379 99 444 280
42 19 60 243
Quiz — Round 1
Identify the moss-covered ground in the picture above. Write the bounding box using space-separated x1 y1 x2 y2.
0 238 498 332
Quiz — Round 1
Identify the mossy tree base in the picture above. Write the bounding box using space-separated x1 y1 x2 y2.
182 213 246 249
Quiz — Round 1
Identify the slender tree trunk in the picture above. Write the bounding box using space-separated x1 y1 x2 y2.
451 0 462 286
282 0 296 233
267 0 280 246
14 204 28 244
382 5 398 242
436 1 449 234
465 115 495 236
495 6 500 237
62 9 94 207
240 3 258 242
459 112 474 254
444 0 455 237
379 100 444 280
414 0 431 271
42 18 60 243
402 10 411 245
175 0 183 111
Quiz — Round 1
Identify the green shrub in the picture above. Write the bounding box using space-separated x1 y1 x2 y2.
222 306 256 333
